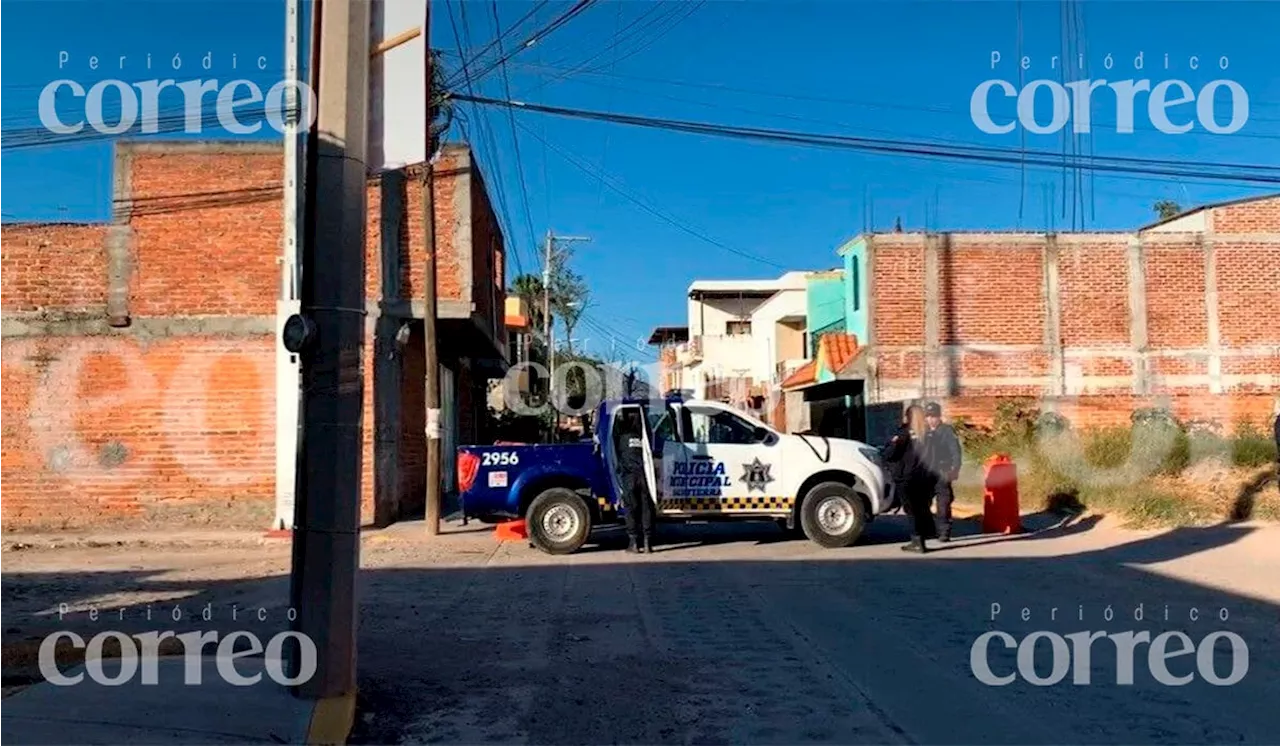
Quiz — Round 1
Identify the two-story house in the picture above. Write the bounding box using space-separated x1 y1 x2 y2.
650 271 812 420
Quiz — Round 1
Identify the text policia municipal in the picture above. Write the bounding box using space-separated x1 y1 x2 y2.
973 51 1247 135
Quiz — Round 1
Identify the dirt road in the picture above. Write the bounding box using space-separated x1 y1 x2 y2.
5 514 1279 744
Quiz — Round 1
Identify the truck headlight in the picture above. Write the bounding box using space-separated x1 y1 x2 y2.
858 445 883 467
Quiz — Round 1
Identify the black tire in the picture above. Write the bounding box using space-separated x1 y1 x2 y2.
526 488 592 555
799 481 867 548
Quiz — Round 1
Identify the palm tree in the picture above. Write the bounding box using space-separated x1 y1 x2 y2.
1153 199 1182 220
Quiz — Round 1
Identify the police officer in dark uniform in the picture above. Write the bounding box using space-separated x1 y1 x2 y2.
882 404 935 553
922 401 962 542
613 408 654 553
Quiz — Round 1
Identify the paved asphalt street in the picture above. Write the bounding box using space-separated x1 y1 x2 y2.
5 513 1279 745
349 515 1280 745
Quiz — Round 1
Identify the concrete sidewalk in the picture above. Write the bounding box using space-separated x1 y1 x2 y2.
1 657 353 745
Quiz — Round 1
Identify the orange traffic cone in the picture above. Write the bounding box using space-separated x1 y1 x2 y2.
494 519 528 541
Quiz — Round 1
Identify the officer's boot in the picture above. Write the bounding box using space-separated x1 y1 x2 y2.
626 535 640 554
900 535 926 553
643 532 653 554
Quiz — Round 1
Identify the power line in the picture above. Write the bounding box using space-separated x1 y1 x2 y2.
459 93 1280 186
516 118 789 270
504 59 1280 136
445 0 529 278
452 0 549 77
528 0 703 95
451 0 598 89
490 0 540 274
574 0 704 76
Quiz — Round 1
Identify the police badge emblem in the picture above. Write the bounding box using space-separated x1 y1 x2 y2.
740 458 775 493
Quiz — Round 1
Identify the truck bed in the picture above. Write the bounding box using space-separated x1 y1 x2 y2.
457 441 608 520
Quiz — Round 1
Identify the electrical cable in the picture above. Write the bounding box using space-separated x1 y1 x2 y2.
515 118 790 270
450 0 598 89
490 0 541 275
461 93 1280 186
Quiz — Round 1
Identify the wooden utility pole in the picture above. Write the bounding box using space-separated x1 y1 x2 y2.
423 0 442 537
287 0 369 700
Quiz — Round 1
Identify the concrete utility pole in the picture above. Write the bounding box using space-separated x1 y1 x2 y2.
273 0 307 532
374 167 406 528
422 1 443 538
286 0 370 700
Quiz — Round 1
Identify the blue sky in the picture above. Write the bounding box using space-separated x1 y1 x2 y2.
4 0 1280 362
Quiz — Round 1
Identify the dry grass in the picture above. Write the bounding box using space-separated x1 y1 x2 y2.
955 460 1279 528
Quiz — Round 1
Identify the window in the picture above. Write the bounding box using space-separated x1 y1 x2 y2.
726 320 752 336
648 407 677 442
849 258 860 312
683 406 761 445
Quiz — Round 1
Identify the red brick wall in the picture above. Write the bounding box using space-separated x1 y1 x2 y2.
1 336 275 528
1058 240 1130 348
1144 242 1207 349
938 243 1045 345
867 195 1280 424
943 393 1277 430
1 224 108 314
1217 242 1280 347
128 151 281 316
2 141 504 531
870 243 925 346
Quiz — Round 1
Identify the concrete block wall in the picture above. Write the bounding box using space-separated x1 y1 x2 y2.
862 195 1280 429
1 140 504 531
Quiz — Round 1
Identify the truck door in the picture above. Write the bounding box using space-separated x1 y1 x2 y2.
607 404 659 508
669 403 784 510
647 403 680 505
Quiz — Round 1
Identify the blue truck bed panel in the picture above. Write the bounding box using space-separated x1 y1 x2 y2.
457 441 614 519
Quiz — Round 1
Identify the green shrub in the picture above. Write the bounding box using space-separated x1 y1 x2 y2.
952 417 994 453
1158 427 1192 475
992 398 1040 443
1231 433 1278 468
1082 426 1133 470
1131 406 1180 429
1187 429 1230 463
1035 411 1071 436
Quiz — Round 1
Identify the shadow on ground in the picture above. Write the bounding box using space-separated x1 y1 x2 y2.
1231 466 1279 521
3 515 1278 745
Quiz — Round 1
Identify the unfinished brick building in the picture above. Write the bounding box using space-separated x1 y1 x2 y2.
1 141 507 530
781 194 1280 439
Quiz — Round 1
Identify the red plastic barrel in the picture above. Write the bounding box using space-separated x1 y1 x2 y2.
982 453 1023 535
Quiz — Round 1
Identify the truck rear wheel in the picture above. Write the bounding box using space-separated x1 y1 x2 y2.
527 488 592 555
799 482 867 548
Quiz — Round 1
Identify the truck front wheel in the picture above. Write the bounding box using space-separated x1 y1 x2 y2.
799 482 867 548
527 488 593 555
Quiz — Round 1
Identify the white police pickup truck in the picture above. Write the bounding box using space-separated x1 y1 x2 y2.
457 394 894 554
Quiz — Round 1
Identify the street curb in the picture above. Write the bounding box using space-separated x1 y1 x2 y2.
306 690 356 745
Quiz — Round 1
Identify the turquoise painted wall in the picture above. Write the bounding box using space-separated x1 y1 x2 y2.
805 274 846 357
840 238 869 345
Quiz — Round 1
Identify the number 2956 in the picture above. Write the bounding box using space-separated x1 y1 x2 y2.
481 451 519 466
